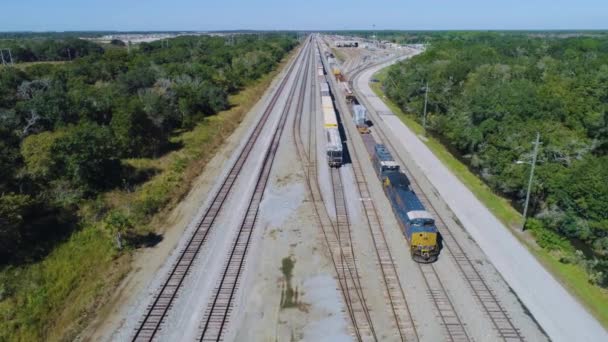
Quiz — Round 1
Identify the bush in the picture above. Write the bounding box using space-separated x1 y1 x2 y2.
527 218 572 252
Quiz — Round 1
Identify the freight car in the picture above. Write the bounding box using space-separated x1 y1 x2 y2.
319 80 342 167
373 144 439 262
353 104 369 133
342 83 355 102
320 82 330 97
326 128 342 167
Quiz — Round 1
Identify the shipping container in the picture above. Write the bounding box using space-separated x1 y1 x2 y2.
320 82 330 97
323 107 337 128
353 104 367 126
321 95 333 109
353 104 369 133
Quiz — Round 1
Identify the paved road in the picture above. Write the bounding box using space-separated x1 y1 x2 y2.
354 59 608 342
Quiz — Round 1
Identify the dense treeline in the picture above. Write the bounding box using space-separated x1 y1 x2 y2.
384 33 608 286
0 38 104 62
331 30 608 44
0 34 297 264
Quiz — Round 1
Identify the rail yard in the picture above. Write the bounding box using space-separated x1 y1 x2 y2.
93 34 606 342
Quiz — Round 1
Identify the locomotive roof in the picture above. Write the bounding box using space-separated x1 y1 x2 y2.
375 144 396 162
380 160 400 168
406 210 433 221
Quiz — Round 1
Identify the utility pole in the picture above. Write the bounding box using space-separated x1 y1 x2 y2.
422 81 429 133
1 48 14 66
522 132 541 231
7 48 13 65
372 24 376 46
67 48 72 61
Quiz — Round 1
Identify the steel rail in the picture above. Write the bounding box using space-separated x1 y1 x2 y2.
131 41 308 342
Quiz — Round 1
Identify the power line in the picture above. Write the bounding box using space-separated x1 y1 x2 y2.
522 132 541 231
422 81 429 134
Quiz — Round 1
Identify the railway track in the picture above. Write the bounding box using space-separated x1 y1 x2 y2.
321 46 421 342
338 109 420 341
350 58 524 342
331 51 470 342
330 168 377 340
344 54 469 342
290 44 376 341
131 41 308 342
197 41 313 341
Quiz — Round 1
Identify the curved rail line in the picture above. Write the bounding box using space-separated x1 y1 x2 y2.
319 39 424 341
331 90 421 341
344 54 470 342
349 54 524 341
318 38 424 341
131 42 308 342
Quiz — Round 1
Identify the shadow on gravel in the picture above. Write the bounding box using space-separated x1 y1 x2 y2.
128 232 164 248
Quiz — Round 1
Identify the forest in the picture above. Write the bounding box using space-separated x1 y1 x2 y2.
0 33 297 340
0 34 296 264
383 32 608 287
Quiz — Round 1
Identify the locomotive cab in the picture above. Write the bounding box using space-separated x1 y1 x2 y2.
407 210 439 263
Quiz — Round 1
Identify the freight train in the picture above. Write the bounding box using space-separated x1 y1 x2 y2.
317 48 343 167
372 144 439 263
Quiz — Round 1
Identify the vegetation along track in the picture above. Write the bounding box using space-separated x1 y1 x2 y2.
350 61 524 341
290 42 376 341
131 41 308 342
197 40 313 342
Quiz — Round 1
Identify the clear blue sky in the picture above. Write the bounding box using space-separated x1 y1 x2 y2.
2 0 606 31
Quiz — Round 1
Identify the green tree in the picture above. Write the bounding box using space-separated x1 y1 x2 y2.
51 123 122 194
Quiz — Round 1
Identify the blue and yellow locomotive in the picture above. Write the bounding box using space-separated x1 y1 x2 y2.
373 144 439 263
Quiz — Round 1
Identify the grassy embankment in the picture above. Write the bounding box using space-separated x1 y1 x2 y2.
0 49 297 342
370 67 608 328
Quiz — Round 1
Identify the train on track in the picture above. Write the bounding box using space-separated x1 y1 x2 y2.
317 49 343 167
321 88 343 167
370 142 440 263
342 82 355 102
353 104 369 134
